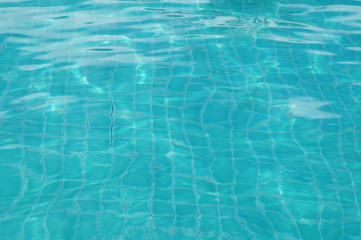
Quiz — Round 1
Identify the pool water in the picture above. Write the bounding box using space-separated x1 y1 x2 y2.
1 0 361 239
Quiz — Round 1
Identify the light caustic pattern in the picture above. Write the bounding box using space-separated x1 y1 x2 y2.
0 0 361 239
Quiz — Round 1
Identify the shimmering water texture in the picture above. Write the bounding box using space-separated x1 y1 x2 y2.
1 0 361 239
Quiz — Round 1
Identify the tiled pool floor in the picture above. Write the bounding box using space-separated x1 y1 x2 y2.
0 0 361 239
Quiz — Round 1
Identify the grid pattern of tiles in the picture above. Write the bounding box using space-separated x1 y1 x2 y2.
0 0 361 239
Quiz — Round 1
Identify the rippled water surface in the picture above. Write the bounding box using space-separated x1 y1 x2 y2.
1 0 361 239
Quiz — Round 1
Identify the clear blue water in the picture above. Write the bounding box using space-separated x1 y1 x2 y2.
0 0 361 239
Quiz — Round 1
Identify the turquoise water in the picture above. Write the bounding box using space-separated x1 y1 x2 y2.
1 0 361 239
